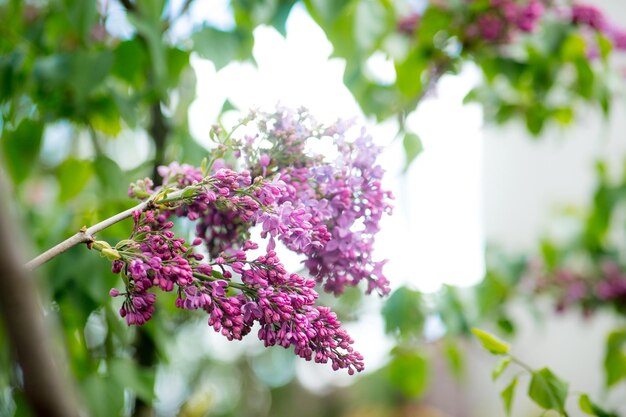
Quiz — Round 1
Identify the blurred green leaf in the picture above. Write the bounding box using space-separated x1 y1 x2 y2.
94 156 126 197
492 357 512 381
82 374 125 417
165 47 190 88
496 317 515 336
439 285 471 335
417 6 451 46
575 58 594 100
402 133 422 172
471 328 510 355
387 351 430 398
525 105 546 137
528 368 568 413
395 50 427 98
64 0 98 42
596 34 613 62
381 286 425 339
68 51 114 105
604 329 626 387
89 96 122 136
540 240 559 271
444 339 465 379
304 0 351 27
0 50 27 102
501 376 517 416
579 393 618 417
220 98 238 114
112 39 149 86
561 34 586 61
552 107 574 126
476 272 509 317
192 27 253 70
128 12 167 94
110 358 156 402
57 158 93 202
270 0 296 36
1 119 43 184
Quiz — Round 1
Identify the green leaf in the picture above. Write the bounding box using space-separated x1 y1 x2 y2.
82 374 124 417
475 272 509 317
552 107 574 126
270 0 296 36
540 240 559 271
579 394 618 417
89 96 122 136
57 158 93 202
402 133 422 172
220 98 238 114
525 105 546 136
604 329 626 387
65 0 98 42
575 58 595 100
439 285 471 335
192 27 254 70
528 368 569 413
165 47 190 88
112 39 148 86
579 394 594 415
109 358 155 402
304 0 351 27
0 50 27 102
471 328 510 355
387 351 430 398
1 119 43 184
128 12 167 94
381 286 425 339
444 340 464 379
500 376 517 416
395 50 427 98
596 33 613 61
93 156 126 197
416 6 452 46
492 357 512 381
561 34 587 61
68 51 114 105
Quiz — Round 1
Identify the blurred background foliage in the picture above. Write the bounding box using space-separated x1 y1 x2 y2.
2 0 626 416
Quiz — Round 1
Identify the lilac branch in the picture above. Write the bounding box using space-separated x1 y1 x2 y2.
24 185 197 270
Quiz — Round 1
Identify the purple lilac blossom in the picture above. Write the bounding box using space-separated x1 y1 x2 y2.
232 108 394 295
109 207 363 373
107 108 394 373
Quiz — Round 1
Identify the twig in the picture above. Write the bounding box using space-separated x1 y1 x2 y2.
24 200 148 270
24 186 192 271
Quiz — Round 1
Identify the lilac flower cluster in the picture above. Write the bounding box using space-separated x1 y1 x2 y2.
398 0 546 44
397 1 626 52
232 108 394 295
106 108 394 373
470 0 545 42
109 206 363 373
570 3 626 52
108 209 199 325
531 259 626 315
